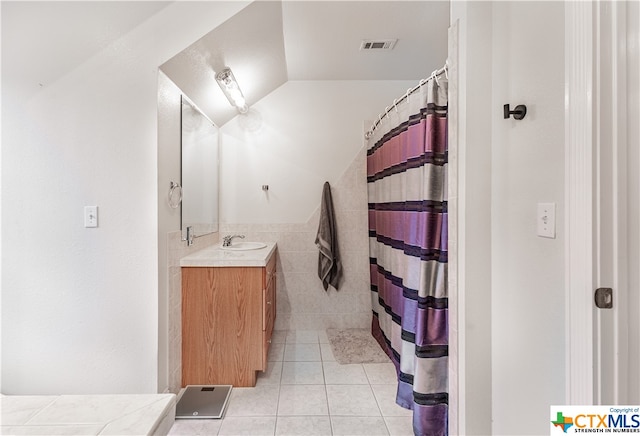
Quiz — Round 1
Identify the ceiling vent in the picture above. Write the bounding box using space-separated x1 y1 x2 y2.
360 39 397 51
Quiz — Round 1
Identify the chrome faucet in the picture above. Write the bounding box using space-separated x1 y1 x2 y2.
186 226 195 246
222 234 245 247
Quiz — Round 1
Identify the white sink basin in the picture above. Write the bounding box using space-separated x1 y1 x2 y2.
219 241 267 251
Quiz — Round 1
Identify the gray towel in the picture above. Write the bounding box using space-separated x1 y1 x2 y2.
315 182 342 291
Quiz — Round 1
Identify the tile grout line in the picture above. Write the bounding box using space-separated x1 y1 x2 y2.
273 347 285 436
368 380 392 436
320 335 335 436
170 329 408 435
21 397 60 426
366 374 383 435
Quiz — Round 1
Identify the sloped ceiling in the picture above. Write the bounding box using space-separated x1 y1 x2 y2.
283 1 449 80
160 1 287 127
2 1 449 126
160 0 449 126
1 1 171 99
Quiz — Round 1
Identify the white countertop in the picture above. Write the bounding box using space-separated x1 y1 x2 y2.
180 241 277 267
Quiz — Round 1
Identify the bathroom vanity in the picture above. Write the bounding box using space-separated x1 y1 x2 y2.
180 242 277 387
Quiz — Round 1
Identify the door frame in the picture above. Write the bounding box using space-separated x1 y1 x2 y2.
564 0 596 405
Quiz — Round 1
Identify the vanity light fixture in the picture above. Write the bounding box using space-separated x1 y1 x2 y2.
215 67 248 114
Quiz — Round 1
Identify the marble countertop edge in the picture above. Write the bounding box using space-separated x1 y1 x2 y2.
179 241 277 267
0 393 176 436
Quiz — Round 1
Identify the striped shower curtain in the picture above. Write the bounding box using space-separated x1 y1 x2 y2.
367 75 448 436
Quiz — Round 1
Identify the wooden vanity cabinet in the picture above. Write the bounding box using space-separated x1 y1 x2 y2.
181 253 276 387
262 254 276 368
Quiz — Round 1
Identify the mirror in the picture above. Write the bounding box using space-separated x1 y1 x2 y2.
181 96 219 236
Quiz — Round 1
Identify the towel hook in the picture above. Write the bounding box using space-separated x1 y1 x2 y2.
503 104 527 120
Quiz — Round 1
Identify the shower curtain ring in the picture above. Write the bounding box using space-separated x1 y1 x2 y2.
431 69 440 85
393 99 399 112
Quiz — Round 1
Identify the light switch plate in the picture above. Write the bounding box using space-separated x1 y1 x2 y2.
537 203 555 238
84 206 98 228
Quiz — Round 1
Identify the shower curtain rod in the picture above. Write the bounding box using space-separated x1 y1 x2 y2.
365 63 448 140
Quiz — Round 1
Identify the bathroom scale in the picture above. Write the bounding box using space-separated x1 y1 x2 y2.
175 385 232 419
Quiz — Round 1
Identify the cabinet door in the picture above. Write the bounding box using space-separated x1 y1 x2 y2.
182 267 213 384
182 266 263 387
262 258 277 369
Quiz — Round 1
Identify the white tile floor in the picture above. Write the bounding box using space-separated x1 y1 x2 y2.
168 330 413 436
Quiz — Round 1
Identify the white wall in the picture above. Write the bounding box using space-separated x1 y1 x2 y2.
490 3 565 434
453 2 565 434
450 2 494 434
157 71 183 393
1 1 249 395
158 71 221 394
220 80 416 224
219 80 417 331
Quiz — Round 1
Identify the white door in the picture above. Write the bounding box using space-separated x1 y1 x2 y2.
566 0 640 405
594 0 640 405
